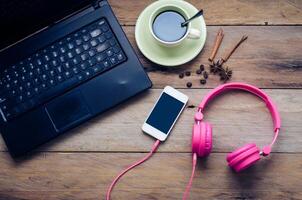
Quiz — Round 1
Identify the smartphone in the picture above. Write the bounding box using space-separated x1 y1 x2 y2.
142 86 188 141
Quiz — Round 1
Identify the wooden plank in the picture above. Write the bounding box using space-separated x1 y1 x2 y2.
109 0 302 25
123 25 302 89
1 89 301 153
0 152 301 199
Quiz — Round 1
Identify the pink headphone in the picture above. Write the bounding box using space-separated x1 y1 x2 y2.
183 82 281 200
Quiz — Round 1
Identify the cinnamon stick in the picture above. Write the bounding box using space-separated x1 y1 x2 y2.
221 35 248 63
208 28 224 62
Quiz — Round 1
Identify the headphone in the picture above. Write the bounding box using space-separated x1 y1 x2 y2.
183 82 281 200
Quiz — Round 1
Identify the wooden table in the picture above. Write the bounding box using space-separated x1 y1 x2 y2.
1 0 302 199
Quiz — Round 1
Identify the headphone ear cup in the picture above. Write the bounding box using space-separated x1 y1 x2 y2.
201 122 212 157
192 121 213 158
192 123 201 155
226 143 261 172
192 121 212 157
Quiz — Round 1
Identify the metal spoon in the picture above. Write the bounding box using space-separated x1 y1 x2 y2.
181 9 203 27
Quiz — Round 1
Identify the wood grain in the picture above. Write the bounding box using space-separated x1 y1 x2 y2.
1 1 302 200
0 152 301 200
122 25 302 89
109 0 302 25
1 89 301 153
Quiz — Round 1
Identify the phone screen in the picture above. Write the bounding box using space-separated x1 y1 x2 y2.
146 92 185 134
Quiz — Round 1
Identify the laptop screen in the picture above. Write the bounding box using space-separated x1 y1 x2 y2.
0 0 92 50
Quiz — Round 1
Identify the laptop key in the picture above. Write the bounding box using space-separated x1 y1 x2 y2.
72 56 81 65
96 53 106 62
90 29 101 37
98 20 105 26
110 57 117 65
84 70 92 78
101 24 109 32
81 53 89 61
9 89 17 97
90 39 98 47
75 47 83 54
49 70 56 77
64 71 72 79
75 38 83 46
109 38 116 46
92 64 104 73
97 35 106 43
33 77 40 85
67 51 74 58
56 75 64 82
96 42 110 53
60 47 66 53
103 60 110 68
52 51 58 58
117 53 124 61
56 66 63 74
33 87 40 94
112 45 121 53
80 62 89 70
105 32 113 39
82 34 90 42
88 49 96 57
41 83 47 90
43 64 50 71
106 49 113 57
83 44 89 50
77 73 84 81
88 58 97 67
26 90 33 98
72 67 79 74
67 42 74 50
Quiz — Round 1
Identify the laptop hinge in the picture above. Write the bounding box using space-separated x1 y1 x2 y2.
93 0 108 9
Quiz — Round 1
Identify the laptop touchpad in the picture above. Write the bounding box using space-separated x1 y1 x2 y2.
45 91 92 132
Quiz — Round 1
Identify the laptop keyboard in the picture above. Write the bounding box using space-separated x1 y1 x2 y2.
0 18 126 121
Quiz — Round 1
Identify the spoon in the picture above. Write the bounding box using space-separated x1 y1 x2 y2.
181 9 203 27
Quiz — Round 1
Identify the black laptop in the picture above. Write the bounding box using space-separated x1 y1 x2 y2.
0 0 152 157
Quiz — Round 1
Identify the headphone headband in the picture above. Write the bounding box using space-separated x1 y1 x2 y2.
198 82 281 131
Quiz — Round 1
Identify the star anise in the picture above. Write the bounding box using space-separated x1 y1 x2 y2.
210 62 221 74
210 60 223 74
219 66 233 82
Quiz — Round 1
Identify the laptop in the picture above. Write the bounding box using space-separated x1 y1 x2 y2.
0 0 152 157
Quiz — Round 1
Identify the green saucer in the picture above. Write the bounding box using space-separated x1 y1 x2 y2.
135 0 207 67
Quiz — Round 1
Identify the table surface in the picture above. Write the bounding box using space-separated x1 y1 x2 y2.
1 0 302 199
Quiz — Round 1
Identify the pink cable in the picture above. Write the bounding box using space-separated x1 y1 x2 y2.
106 140 161 200
182 153 197 200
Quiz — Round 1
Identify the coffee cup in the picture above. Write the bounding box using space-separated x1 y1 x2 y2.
149 4 201 47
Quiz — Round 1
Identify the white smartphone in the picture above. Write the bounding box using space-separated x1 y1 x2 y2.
142 86 188 141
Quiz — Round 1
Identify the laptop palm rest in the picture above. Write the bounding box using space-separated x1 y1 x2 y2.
45 91 92 133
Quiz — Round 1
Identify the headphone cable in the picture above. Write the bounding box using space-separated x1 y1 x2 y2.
106 139 161 200
182 153 197 200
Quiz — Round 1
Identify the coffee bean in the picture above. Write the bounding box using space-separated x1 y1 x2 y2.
203 71 208 79
185 71 191 76
186 82 192 88
179 73 184 79
200 79 206 85
196 69 202 74
199 64 204 71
